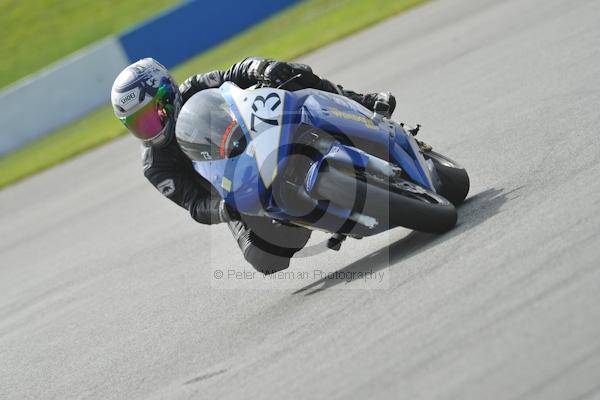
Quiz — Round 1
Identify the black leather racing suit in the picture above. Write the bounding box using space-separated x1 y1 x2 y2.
142 57 384 274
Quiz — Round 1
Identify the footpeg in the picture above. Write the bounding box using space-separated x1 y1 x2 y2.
327 233 346 251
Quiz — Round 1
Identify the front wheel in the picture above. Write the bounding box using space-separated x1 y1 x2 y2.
425 151 470 206
314 166 457 234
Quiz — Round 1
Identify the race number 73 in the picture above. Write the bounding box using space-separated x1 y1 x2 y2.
250 93 281 132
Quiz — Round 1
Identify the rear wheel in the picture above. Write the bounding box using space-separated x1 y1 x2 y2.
314 166 457 233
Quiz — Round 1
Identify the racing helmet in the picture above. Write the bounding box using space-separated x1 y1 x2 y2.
111 58 181 145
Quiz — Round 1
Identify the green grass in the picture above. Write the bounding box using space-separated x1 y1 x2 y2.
0 0 179 89
0 0 426 189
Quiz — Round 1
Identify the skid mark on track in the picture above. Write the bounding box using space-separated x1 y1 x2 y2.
184 369 227 385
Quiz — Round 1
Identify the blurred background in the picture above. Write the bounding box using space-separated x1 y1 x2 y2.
0 0 424 189
3 1 600 399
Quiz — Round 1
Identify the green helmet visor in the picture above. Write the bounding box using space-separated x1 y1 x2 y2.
121 84 174 140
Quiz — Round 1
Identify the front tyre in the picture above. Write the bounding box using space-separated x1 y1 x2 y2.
314 166 457 234
425 151 470 206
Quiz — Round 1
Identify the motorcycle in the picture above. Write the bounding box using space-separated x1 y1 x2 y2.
175 81 469 250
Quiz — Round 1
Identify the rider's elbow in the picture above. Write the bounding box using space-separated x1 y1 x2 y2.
190 208 221 225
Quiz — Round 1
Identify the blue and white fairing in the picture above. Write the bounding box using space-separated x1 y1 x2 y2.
190 83 298 216
191 82 437 219
293 89 436 191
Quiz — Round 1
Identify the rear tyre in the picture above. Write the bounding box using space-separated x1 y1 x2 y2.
314 166 457 234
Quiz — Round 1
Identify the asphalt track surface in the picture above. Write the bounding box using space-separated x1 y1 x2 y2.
2 0 600 398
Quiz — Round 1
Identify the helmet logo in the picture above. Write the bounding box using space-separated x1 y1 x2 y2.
120 92 137 106
112 58 181 142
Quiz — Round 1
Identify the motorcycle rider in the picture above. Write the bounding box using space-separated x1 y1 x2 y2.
111 57 396 275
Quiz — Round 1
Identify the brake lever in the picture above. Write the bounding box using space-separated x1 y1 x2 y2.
276 73 303 90
400 122 422 136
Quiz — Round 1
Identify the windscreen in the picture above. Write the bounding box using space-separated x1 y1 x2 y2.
175 89 246 161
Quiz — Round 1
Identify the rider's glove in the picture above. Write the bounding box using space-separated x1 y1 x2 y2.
364 92 397 118
262 61 321 89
